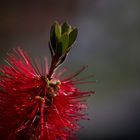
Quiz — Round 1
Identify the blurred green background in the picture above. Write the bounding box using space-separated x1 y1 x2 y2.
0 0 140 139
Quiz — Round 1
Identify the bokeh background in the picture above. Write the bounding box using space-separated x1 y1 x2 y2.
0 0 140 139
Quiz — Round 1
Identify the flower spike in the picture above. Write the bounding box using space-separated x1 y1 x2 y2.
0 21 94 140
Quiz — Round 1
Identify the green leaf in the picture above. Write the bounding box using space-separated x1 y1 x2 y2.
50 23 55 39
68 28 78 47
50 23 56 51
62 22 71 34
49 42 55 57
56 42 63 57
50 22 62 52
60 33 69 53
54 22 61 41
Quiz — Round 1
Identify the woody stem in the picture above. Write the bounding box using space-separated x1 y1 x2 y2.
48 57 58 80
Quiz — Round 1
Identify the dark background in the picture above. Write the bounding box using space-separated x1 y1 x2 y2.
0 0 140 139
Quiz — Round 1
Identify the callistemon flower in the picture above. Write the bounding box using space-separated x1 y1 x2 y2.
0 22 94 140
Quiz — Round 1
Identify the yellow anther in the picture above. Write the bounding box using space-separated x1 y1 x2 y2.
45 79 61 93
56 80 61 85
45 78 50 88
35 96 45 103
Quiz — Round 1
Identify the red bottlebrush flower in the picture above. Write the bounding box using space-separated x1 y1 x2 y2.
0 22 94 140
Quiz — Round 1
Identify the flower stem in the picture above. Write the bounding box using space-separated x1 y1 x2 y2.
47 57 57 79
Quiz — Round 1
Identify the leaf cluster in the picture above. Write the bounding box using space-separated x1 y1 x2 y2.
48 21 78 78
49 21 78 64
